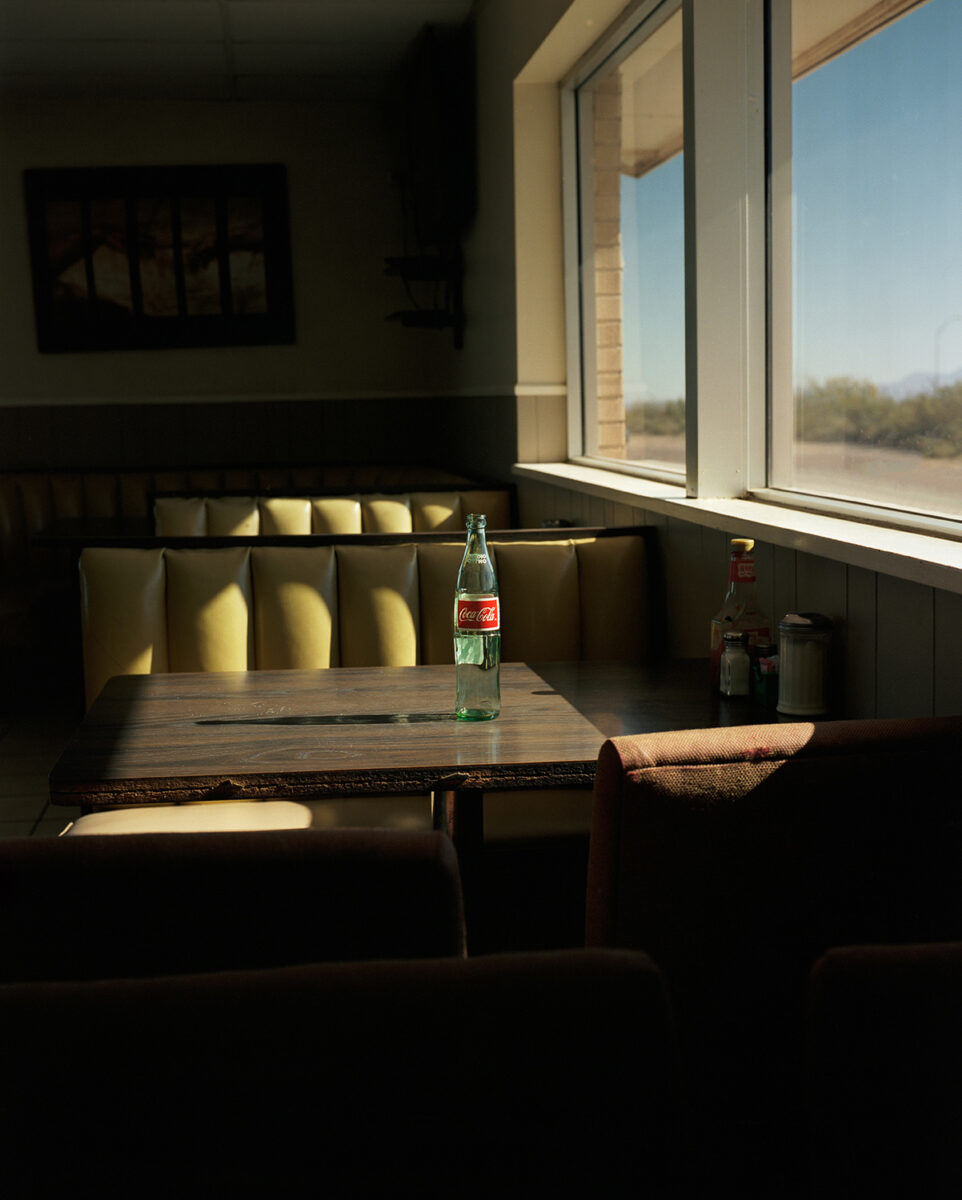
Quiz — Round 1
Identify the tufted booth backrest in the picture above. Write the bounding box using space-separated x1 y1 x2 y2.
153 489 515 536
0 465 473 587
79 531 651 708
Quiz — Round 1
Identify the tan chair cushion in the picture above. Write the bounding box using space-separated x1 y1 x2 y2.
252 546 337 669
61 797 433 836
416 541 465 665
62 800 314 835
154 496 206 536
411 492 462 532
207 496 259 536
260 497 312 535
336 544 419 666
362 495 414 533
81 547 169 709
311 496 363 534
166 547 252 672
576 534 647 661
495 541 581 662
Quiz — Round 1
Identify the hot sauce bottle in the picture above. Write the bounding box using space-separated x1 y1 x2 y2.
710 537 770 690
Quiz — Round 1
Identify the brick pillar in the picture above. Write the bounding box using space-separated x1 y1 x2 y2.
592 74 625 459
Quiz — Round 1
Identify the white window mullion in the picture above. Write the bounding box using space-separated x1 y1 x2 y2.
683 0 766 498
575 89 600 457
768 0 794 489
561 85 586 459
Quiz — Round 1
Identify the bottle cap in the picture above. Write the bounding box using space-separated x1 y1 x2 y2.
723 630 749 645
730 538 754 553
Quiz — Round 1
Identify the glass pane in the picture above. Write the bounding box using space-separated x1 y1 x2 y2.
45 199 87 304
788 0 962 518
89 197 132 313
181 197 221 316
580 4 685 474
138 198 179 317
228 196 267 314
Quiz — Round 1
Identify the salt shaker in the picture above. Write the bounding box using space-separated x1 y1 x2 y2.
719 630 751 697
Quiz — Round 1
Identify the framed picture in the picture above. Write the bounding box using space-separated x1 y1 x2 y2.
24 163 295 353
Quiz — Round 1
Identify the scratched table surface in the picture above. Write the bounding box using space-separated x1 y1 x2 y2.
49 660 770 811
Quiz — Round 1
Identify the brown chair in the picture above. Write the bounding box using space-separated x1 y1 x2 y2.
807 941 962 1199
0 948 678 1197
586 716 962 1198
0 827 465 982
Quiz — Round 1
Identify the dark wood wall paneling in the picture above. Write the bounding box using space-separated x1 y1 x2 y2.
0 396 518 479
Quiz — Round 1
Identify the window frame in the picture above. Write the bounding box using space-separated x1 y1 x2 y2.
766 0 962 530
559 0 962 543
562 0 767 499
563 0 687 482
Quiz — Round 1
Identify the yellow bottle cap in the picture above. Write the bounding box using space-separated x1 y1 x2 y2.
730 538 754 553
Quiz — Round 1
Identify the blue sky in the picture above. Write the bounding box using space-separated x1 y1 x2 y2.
620 0 962 403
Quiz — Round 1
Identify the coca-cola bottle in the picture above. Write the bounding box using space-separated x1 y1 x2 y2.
710 537 770 689
454 513 500 720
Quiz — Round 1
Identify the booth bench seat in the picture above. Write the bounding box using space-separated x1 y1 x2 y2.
0 464 472 670
79 528 653 710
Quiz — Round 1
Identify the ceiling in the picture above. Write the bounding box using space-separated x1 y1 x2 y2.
0 0 476 102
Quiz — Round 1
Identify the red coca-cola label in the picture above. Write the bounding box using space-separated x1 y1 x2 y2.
457 597 500 631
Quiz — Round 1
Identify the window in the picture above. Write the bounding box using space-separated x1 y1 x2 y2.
569 1 685 480
770 0 962 522
563 0 962 531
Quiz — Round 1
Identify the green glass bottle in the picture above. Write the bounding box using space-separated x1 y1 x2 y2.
454 513 500 720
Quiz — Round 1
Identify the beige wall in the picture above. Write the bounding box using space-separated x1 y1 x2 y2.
0 96 464 404
457 0 574 397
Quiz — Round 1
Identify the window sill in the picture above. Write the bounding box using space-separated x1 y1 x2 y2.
513 461 962 596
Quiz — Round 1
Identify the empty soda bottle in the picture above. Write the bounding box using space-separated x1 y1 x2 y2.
454 513 500 720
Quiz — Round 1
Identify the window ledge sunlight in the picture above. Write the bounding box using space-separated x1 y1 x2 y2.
513 461 962 596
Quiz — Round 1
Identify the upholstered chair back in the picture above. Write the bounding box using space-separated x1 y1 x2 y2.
587 716 962 1194
0 949 677 1197
0 828 465 983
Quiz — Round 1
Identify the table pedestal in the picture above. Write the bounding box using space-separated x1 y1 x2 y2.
432 787 484 948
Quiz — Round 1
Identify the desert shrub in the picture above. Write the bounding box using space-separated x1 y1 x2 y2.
794 377 962 458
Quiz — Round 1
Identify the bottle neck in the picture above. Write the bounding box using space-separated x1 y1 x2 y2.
726 553 757 598
463 517 490 564
458 519 496 595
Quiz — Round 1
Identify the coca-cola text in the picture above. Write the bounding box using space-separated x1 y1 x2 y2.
457 598 500 631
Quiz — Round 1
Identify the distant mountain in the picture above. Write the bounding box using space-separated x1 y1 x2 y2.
879 366 962 400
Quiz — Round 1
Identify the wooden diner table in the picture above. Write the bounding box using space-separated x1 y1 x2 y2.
49 660 773 938
49 659 771 809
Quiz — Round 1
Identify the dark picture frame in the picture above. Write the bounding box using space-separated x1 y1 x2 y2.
24 164 295 353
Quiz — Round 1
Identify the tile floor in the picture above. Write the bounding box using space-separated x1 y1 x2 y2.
0 710 82 837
